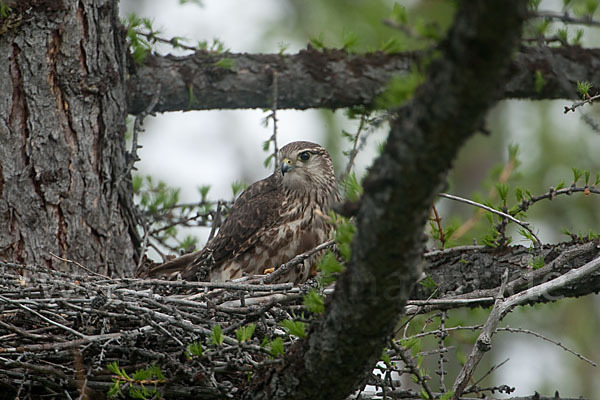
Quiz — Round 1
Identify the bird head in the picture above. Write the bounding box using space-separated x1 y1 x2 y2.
278 141 336 195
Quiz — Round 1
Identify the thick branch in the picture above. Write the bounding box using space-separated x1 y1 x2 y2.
413 240 600 306
246 2 527 399
127 48 414 113
127 46 600 114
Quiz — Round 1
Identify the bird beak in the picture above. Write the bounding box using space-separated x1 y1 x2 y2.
281 158 294 175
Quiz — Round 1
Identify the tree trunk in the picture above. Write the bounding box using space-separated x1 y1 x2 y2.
0 0 138 276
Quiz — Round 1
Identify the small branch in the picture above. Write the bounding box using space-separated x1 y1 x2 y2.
342 112 368 180
497 326 597 367
396 288 440 333
564 93 600 113
271 70 279 173
403 297 495 314
392 342 435 400
130 278 294 292
452 155 516 240
530 10 600 27
439 192 541 246
468 357 510 388
135 30 200 52
429 205 446 248
263 239 335 283
437 311 447 393
146 199 229 213
520 185 600 210
149 210 215 235
49 252 111 279
0 294 87 339
450 272 509 399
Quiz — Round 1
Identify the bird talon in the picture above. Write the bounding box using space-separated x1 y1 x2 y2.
263 267 275 274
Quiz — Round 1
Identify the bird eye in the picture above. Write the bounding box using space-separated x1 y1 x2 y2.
299 151 311 161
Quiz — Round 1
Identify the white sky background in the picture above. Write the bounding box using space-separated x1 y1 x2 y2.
118 1 599 397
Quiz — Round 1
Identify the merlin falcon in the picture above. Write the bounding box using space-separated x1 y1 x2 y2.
145 141 340 284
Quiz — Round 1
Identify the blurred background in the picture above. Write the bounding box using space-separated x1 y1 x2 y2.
119 0 600 397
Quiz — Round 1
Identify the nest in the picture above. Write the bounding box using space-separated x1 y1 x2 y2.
0 260 317 399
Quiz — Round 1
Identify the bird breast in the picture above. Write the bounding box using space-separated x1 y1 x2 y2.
210 200 333 283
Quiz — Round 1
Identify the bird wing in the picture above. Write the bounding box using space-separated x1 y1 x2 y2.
178 173 283 279
141 250 202 278
207 173 283 264
145 173 282 280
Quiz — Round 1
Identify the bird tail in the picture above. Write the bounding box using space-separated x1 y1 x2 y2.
139 251 201 279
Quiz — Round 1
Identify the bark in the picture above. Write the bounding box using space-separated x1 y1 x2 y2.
0 0 139 276
415 240 600 305
246 2 527 399
127 46 600 114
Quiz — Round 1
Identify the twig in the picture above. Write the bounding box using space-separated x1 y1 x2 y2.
0 294 87 339
530 10 600 27
452 154 516 240
0 320 53 340
401 321 599 368
149 209 216 235
517 185 600 213
405 297 494 307
342 112 368 179
564 93 600 113
469 357 510 388
146 199 229 213
135 29 199 52
439 192 541 246
271 70 279 173
437 311 447 393
392 341 435 400
429 205 446 248
263 239 335 283
462 384 514 396
0 358 70 379
397 287 440 327
401 325 481 341
130 278 294 292
49 252 111 279
497 326 597 367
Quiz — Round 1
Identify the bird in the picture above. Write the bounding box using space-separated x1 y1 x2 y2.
144 141 340 284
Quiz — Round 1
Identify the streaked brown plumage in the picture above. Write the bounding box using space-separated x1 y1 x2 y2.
145 141 340 284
